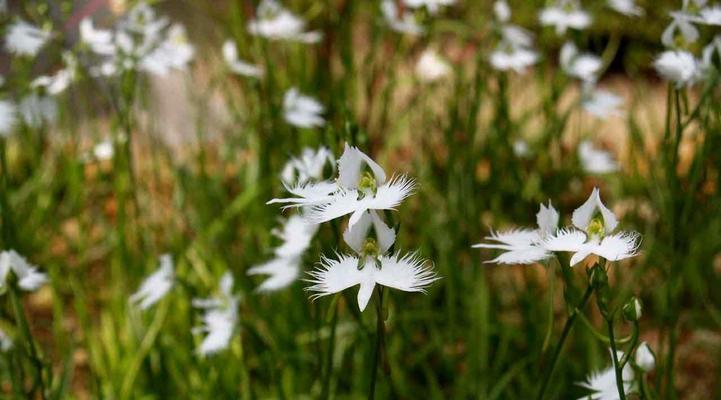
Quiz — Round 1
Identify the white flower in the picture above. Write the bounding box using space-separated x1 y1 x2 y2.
473 202 559 264
635 342 655 372
247 0 321 43
513 139 530 157
0 249 48 292
415 50 451 82
381 0 424 35
607 0 644 17
122 2 169 37
222 40 263 78
139 24 194 75
281 146 335 187
578 350 635 400
560 42 602 82
544 188 640 266
494 0 512 22
578 140 619 174
18 94 58 129
247 215 319 292
307 211 438 311
5 19 51 57
271 144 415 229
130 254 174 310
93 139 114 160
661 11 699 48
702 35 721 68
539 0 591 35
192 272 239 356
80 18 115 55
654 50 701 88
283 87 325 128
0 328 12 352
404 0 456 15
582 86 623 119
490 25 539 73
691 5 721 25
0 101 17 137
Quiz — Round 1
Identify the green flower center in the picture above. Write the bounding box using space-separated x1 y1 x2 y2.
586 217 605 239
358 171 378 196
357 238 381 270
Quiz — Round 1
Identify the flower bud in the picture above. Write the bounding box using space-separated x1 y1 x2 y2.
635 342 655 372
623 297 642 321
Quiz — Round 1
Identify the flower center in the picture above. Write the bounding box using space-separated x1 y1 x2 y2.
358 171 378 196
357 238 381 270
586 217 605 240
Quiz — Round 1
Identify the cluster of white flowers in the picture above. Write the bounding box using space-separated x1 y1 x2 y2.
539 0 592 35
654 0 721 87
489 1 540 74
80 2 194 77
0 249 47 292
476 188 640 267
283 88 326 128
381 0 425 35
192 272 240 356
269 144 438 311
130 254 174 310
248 147 334 292
248 0 321 43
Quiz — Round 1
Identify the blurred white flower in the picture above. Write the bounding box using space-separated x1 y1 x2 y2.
192 272 239 356
607 0 644 17
0 328 12 352
490 25 539 73
80 18 115 55
5 19 51 57
473 202 558 264
702 35 721 68
661 11 699 48
93 139 114 161
307 211 438 311
544 188 640 266
513 139 530 157
692 5 721 25
248 0 321 43
635 342 655 372
139 24 195 75
0 101 17 137
404 0 456 15
539 0 591 35
578 350 635 400
222 40 264 78
381 0 424 35
654 50 701 87
18 94 58 129
281 146 335 187
0 249 48 292
122 1 169 37
283 87 325 128
270 144 415 229
415 49 451 82
578 140 619 174
560 42 602 82
494 0 512 22
130 254 174 310
248 215 318 292
31 62 75 95
582 86 623 119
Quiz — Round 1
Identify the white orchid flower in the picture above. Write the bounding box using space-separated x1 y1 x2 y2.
577 350 635 400
5 19 51 57
139 24 194 75
269 144 415 229
18 94 58 129
222 40 264 78
415 49 452 82
381 0 425 35
192 272 239 356
31 53 76 95
80 18 115 55
702 35 721 69
539 0 591 35
560 42 602 83
282 87 325 128
247 0 322 43
661 11 699 48
489 25 539 73
544 188 640 267
692 5 721 25
653 50 701 88
473 202 559 264
281 146 335 187
0 249 48 292
404 0 456 15
607 0 644 17
581 85 624 120
578 140 620 174
0 100 17 138
130 254 174 310
307 211 438 311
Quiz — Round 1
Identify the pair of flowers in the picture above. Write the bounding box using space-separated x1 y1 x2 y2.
268 144 438 311
475 188 640 267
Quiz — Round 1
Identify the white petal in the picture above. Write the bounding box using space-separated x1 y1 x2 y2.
536 202 559 237
594 232 640 261
571 188 618 233
370 211 396 253
569 246 594 267
543 229 588 253
337 144 387 189
267 180 337 206
363 176 415 211
356 270 377 312
343 210 374 253
247 257 300 292
306 254 366 299
375 253 439 292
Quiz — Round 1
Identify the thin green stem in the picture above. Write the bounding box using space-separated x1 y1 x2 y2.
368 287 385 400
536 285 593 400
9 284 47 400
606 316 627 400
321 301 339 400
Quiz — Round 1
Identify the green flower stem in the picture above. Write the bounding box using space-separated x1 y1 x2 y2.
368 286 385 400
605 315 627 400
9 284 47 400
619 321 640 369
321 300 339 400
536 284 593 400
578 312 633 345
